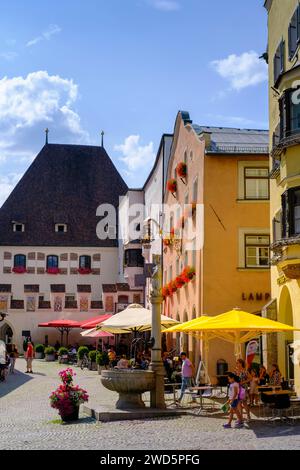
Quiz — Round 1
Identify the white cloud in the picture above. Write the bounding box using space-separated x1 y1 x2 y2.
0 51 18 61
206 113 268 129
0 71 89 204
211 51 268 91
0 173 22 207
115 135 155 171
148 0 180 11
26 24 61 47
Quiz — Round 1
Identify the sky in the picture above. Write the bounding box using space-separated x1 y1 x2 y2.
0 0 269 204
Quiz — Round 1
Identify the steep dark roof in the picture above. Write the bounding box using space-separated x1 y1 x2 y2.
0 144 128 247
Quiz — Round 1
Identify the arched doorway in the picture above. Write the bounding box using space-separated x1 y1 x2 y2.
0 323 13 344
278 286 294 381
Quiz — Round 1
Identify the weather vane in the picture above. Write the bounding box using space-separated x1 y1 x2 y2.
101 130 105 148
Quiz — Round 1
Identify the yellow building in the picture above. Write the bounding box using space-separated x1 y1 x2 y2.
265 0 300 393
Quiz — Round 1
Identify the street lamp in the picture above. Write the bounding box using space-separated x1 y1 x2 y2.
142 217 166 409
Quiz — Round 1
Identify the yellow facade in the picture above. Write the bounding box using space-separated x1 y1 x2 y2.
265 0 300 394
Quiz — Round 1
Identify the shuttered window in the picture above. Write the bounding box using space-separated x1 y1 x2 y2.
281 187 300 238
289 7 299 59
274 40 285 84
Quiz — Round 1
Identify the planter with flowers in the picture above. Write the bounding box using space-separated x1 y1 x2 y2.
176 162 187 182
45 346 56 362
175 275 186 289
12 266 27 274
163 237 172 248
181 266 196 283
50 368 89 422
47 267 60 275
162 286 169 300
167 179 177 198
77 267 92 275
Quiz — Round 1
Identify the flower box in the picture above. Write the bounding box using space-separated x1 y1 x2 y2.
175 275 186 289
167 179 177 195
77 268 92 275
181 266 196 283
176 162 187 178
46 267 60 275
12 266 27 274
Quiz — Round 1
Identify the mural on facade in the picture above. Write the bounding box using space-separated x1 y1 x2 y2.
80 296 89 312
54 296 63 312
26 296 36 312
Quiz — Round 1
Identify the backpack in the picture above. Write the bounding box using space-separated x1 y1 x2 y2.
238 385 246 400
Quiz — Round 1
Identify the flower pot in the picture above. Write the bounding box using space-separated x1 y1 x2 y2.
35 352 44 359
58 356 69 364
45 354 55 362
61 406 79 423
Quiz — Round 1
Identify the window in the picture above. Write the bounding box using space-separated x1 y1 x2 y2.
13 223 25 232
192 238 196 268
282 186 300 237
289 6 300 59
14 254 26 268
135 223 141 232
273 39 285 84
190 151 193 161
244 168 269 200
184 151 187 164
245 235 270 268
176 258 180 276
65 294 75 302
124 249 144 268
272 210 282 243
192 178 198 202
47 255 59 269
55 224 67 233
79 255 91 269
168 265 173 282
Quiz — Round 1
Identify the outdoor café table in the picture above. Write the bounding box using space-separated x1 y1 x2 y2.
189 386 214 413
258 385 281 392
164 383 182 407
263 390 293 396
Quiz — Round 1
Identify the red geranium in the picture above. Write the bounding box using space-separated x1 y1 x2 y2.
167 179 177 194
175 275 185 289
12 266 27 274
47 267 60 275
181 266 196 283
163 238 171 247
162 286 169 299
176 162 187 178
77 268 92 275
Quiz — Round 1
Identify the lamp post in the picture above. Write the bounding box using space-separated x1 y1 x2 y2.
142 218 166 409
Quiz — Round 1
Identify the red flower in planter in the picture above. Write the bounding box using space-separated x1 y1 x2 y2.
175 275 185 289
162 286 169 299
181 266 196 283
167 179 177 196
163 238 172 247
176 162 187 178
77 268 92 275
47 267 60 275
170 227 175 239
12 266 27 274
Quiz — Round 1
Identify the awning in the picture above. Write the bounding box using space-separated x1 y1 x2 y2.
81 314 112 330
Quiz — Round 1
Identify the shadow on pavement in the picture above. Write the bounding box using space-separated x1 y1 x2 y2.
0 370 33 398
248 419 300 438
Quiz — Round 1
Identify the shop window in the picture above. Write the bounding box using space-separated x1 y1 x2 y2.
244 235 270 268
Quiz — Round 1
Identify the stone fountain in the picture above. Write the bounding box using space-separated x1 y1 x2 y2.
101 369 155 410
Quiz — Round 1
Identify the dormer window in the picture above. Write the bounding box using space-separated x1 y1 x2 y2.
55 224 67 233
13 223 25 232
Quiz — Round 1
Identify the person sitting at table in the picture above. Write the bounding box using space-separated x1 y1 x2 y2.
116 355 129 369
269 364 282 386
258 365 269 385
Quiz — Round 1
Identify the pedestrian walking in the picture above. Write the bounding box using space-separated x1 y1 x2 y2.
9 344 19 374
223 373 244 429
25 341 35 373
177 352 195 403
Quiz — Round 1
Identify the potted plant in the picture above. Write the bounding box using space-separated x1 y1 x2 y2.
12 266 27 274
77 267 92 275
58 347 69 364
176 161 187 180
45 346 56 362
46 267 60 275
96 351 109 374
77 346 89 367
167 179 177 197
49 368 89 422
88 350 97 371
35 344 45 359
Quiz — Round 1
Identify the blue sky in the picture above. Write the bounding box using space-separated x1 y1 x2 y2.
0 0 268 203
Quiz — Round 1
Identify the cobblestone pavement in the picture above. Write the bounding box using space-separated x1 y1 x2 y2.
1 359 300 450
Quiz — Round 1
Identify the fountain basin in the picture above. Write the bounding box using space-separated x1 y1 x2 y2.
101 369 155 410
